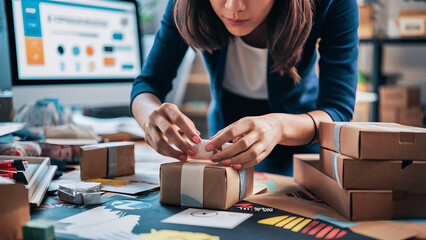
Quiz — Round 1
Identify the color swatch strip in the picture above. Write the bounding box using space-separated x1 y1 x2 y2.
258 215 348 239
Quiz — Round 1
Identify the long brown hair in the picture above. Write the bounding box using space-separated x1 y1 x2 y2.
173 0 313 83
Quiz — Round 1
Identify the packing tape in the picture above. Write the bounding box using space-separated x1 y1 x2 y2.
107 147 118 178
333 122 399 153
332 152 343 188
238 169 247 200
184 137 232 159
180 162 210 208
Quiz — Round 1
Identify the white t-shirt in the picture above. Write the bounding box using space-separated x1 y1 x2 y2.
222 36 269 100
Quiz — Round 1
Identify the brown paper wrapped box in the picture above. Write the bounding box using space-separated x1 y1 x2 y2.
294 154 426 221
320 148 426 192
0 183 29 240
319 122 426 160
80 142 135 180
160 162 253 210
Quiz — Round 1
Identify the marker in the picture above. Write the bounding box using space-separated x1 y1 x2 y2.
0 171 28 184
0 159 28 170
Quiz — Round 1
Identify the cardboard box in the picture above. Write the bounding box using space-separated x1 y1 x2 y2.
397 10 426 37
0 183 29 240
379 86 420 110
0 156 57 206
294 154 426 221
380 107 423 127
80 142 135 180
319 122 426 160
320 148 426 192
160 162 253 210
359 5 375 39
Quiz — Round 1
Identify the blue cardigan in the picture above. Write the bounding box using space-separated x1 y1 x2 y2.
131 0 359 137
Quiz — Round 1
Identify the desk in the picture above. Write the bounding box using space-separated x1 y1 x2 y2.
30 142 426 240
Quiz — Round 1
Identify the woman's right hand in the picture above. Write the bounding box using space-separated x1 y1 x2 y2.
143 102 201 161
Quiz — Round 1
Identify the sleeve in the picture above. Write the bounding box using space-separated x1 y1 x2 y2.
317 0 359 122
130 0 189 108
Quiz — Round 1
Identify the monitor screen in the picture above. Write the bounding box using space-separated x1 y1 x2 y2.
7 0 142 84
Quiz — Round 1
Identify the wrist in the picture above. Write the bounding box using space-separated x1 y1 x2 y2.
274 113 315 146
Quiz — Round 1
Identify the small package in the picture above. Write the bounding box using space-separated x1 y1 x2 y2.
319 122 426 160
379 86 420 110
397 10 426 37
320 148 426 192
22 219 55 240
160 161 253 210
80 142 135 179
58 182 102 205
294 154 426 221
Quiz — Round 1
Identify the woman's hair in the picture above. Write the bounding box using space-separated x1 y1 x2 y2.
173 0 313 83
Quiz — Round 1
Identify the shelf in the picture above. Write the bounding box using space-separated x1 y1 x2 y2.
360 37 426 44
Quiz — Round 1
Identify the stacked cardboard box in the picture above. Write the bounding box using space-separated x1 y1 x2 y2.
294 122 426 221
379 86 423 127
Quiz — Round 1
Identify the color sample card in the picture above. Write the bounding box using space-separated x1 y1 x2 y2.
161 208 252 229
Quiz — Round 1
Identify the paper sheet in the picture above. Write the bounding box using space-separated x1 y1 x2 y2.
0 123 25 137
141 229 220 240
161 208 252 229
56 206 140 240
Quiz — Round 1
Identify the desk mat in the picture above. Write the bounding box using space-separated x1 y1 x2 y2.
31 191 371 240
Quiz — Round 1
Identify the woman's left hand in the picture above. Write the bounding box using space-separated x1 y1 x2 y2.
205 114 284 169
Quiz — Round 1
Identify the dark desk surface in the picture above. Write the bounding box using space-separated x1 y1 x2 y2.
30 142 426 240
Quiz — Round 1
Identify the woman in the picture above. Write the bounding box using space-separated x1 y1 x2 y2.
131 0 359 176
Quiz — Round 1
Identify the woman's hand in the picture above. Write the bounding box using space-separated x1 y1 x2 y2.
205 114 284 169
143 103 201 161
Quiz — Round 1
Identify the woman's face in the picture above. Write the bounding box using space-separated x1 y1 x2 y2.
209 0 275 36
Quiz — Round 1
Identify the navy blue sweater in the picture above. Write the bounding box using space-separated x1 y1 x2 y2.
131 0 359 136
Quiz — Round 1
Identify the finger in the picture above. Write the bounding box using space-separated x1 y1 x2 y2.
210 133 257 162
232 134 244 143
164 107 201 144
237 151 269 169
222 143 265 166
206 122 252 152
209 121 238 140
156 115 197 157
147 127 188 161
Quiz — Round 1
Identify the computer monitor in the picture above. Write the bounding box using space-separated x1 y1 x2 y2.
5 0 143 109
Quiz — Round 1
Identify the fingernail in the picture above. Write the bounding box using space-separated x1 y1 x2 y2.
233 164 241 169
192 135 201 144
223 160 231 166
211 157 220 162
178 155 187 161
186 148 197 157
205 144 214 152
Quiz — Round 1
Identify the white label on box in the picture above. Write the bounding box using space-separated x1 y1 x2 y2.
399 18 424 35
162 208 252 229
